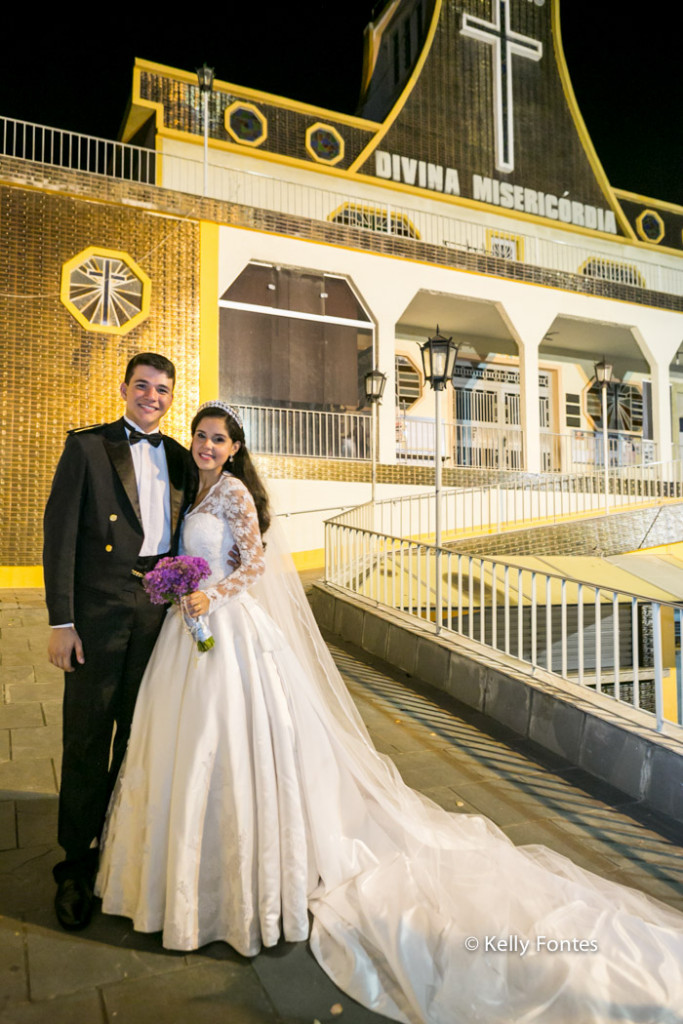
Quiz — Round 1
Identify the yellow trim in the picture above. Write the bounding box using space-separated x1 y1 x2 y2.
552 0 635 240
291 548 325 570
0 566 44 588
305 122 345 166
132 58 381 131
328 200 420 239
635 541 683 557
578 256 646 288
635 208 665 245
486 229 525 262
60 246 152 336
121 64 167 144
614 188 683 216
348 0 443 174
225 100 267 148
199 221 220 402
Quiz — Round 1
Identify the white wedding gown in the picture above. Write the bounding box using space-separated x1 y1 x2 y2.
96 473 683 1024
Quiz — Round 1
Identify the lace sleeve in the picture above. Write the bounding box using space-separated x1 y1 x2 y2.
203 476 266 613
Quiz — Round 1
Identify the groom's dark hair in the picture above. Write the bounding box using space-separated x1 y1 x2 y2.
124 352 176 384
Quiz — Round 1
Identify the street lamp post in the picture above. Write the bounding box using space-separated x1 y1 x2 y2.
196 64 215 197
594 357 613 514
364 368 387 503
421 327 458 633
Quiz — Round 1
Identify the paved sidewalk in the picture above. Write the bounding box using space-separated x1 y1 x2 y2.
1 587 683 1023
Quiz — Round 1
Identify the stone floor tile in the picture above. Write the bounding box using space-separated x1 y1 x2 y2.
101 960 277 1024
81 910 186 960
0 759 57 798
447 776 549 828
0 706 44 730
558 811 683 867
0 802 17 851
391 747 487 791
6 682 63 705
16 798 58 849
251 940 386 1023
10 726 62 761
0 990 105 1024
0 917 28 1008
501 817 622 876
606 870 683 911
0 846 55 917
421 784 479 814
26 918 187 1002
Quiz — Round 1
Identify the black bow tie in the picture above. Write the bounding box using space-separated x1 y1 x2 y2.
129 429 163 447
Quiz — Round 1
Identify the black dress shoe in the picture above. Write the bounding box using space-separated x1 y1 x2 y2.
55 876 94 931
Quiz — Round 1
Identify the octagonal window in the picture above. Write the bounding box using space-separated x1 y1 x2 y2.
635 209 665 244
61 247 151 335
305 122 344 165
225 101 267 147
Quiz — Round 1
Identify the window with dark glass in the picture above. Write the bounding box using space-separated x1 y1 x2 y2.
218 263 373 412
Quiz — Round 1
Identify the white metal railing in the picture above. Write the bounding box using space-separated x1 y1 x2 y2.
366 460 683 540
397 418 525 470
158 152 683 297
0 115 156 183
542 430 657 474
324 519 682 730
398 417 658 474
3 113 683 299
239 404 371 460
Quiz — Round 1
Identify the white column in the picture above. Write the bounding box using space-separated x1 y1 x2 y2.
374 312 399 465
631 322 681 462
500 298 557 473
353 274 416 466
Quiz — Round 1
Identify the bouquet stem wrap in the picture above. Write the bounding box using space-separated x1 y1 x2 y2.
180 603 215 653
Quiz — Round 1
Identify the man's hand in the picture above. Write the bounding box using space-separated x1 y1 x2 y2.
227 543 241 571
48 627 85 672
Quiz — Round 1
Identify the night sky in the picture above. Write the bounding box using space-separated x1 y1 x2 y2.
1 2 680 205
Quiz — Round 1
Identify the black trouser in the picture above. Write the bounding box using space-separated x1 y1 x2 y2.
57 581 167 870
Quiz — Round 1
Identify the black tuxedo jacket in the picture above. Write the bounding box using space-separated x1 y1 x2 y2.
43 418 196 626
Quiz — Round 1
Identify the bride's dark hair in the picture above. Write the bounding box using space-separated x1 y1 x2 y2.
191 406 271 537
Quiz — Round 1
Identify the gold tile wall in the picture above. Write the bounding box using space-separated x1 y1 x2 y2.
0 182 200 565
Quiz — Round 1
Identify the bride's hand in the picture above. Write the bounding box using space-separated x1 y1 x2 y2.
184 591 210 618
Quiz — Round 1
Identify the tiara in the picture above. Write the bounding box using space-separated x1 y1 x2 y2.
196 400 243 429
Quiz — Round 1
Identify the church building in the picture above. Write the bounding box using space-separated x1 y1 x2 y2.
2 0 683 579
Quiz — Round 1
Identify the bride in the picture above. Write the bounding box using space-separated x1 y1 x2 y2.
97 401 683 1024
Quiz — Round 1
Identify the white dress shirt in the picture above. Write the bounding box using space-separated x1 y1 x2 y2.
124 417 172 556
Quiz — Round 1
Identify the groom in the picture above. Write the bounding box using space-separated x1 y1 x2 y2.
43 353 195 930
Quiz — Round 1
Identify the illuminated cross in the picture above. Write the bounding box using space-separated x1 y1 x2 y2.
461 0 543 174
87 258 130 326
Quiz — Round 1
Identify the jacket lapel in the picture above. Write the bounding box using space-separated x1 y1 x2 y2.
104 419 143 526
163 438 188 536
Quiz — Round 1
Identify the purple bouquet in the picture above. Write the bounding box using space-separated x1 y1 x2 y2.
143 556 215 652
